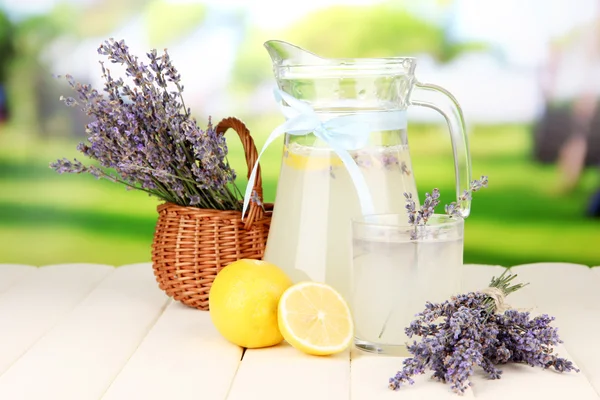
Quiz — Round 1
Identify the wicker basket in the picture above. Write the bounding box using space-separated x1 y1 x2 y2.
151 117 273 310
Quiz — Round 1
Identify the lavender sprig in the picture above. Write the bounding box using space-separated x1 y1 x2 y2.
422 188 440 224
404 189 439 240
445 176 488 217
50 38 241 211
388 271 578 395
405 176 488 240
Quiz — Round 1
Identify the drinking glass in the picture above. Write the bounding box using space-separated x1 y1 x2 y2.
351 214 464 356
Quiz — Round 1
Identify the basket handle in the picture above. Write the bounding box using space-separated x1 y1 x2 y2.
215 117 265 229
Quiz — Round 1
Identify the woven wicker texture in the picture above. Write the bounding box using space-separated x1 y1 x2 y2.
151 117 273 310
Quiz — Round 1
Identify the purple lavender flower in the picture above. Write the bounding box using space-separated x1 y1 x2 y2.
352 150 373 168
421 188 440 224
381 153 400 170
472 175 488 191
404 176 489 239
404 192 421 240
51 158 87 174
445 176 489 218
188 194 201 205
51 38 240 210
400 161 411 176
403 189 439 240
250 190 263 207
445 202 458 217
389 270 578 395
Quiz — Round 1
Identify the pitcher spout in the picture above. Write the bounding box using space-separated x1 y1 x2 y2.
264 40 324 67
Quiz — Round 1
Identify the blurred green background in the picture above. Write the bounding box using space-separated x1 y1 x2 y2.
0 0 599 267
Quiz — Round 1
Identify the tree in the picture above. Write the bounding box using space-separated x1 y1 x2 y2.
285 5 448 59
0 10 14 84
0 10 15 123
231 3 486 95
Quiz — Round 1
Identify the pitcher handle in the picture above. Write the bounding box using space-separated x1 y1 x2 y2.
409 81 473 218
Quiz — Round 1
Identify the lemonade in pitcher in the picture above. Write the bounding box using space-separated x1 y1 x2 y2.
251 40 472 308
263 130 419 301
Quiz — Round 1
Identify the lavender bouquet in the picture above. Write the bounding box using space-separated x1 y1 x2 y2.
50 38 242 211
388 177 579 394
388 270 579 394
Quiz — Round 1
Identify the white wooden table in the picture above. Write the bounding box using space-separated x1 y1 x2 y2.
0 262 598 400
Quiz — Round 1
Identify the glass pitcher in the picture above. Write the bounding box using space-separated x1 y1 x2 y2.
254 40 471 302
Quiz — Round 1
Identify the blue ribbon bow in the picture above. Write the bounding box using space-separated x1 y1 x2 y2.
242 88 407 219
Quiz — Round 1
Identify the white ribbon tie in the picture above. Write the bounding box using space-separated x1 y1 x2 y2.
242 88 407 219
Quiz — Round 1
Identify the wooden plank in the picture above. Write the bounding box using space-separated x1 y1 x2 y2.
509 263 600 308
0 263 169 400
465 264 598 397
352 347 590 398
549 308 600 397
0 264 37 295
227 343 350 400
353 349 588 399
0 264 112 376
467 263 599 397
351 348 474 399
468 342 597 399
350 264 598 399
512 264 600 397
508 263 600 394
102 302 242 400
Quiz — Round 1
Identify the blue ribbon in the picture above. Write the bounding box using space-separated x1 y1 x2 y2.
242 88 407 219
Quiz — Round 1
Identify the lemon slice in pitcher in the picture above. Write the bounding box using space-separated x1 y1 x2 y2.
283 144 344 171
278 281 354 356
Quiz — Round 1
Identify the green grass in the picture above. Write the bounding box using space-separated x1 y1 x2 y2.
0 120 599 267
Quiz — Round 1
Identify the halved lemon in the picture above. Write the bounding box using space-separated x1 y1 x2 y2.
278 281 354 356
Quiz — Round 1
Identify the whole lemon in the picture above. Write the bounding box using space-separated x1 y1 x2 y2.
209 259 292 348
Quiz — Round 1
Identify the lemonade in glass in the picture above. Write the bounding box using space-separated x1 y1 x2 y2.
351 214 464 355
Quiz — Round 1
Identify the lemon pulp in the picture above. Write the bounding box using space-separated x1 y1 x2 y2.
282 144 344 171
278 281 354 356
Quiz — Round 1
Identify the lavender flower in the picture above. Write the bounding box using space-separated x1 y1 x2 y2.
381 153 400 170
421 188 440 224
389 270 578 395
51 158 87 174
445 176 488 218
250 189 263 207
351 150 402 170
400 161 411 176
404 176 489 240
404 189 440 240
51 38 241 210
404 193 418 225
352 150 373 168
404 192 421 240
